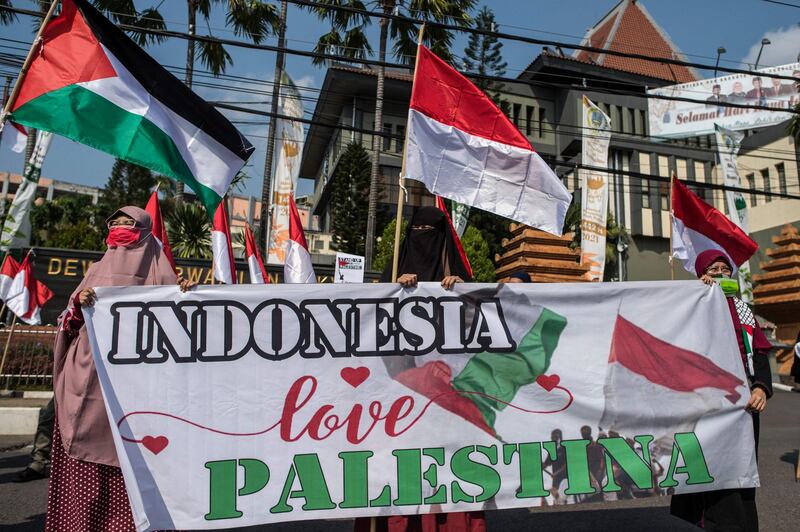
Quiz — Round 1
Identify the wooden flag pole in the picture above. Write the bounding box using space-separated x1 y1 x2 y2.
0 0 60 127
390 24 426 282
669 171 676 280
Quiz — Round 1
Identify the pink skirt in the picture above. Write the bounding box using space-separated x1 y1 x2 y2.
46 419 135 532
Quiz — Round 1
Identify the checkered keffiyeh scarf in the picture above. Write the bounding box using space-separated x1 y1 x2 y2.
733 297 756 377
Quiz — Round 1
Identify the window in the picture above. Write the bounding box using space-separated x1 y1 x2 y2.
660 182 669 211
538 108 546 137
761 169 771 202
525 106 534 136
641 180 650 208
395 125 405 153
382 123 392 151
746 173 756 207
625 107 635 134
776 163 787 195
639 109 647 136
513 103 522 127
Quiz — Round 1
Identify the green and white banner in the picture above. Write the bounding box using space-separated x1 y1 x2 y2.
84 282 759 531
1 130 52 251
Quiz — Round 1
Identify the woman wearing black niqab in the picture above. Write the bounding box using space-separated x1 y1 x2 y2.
381 206 471 287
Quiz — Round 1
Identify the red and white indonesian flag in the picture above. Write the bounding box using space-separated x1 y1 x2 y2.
284 194 315 284
405 46 572 236
211 202 236 284
671 178 758 275
0 121 27 153
144 191 176 273
6 254 54 325
9 0 253 215
600 315 745 456
244 225 269 284
0 255 21 301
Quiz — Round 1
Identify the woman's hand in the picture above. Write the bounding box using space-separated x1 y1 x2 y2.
700 274 716 286
177 276 197 292
441 276 464 289
746 388 767 413
397 273 418 288
78 288 96 307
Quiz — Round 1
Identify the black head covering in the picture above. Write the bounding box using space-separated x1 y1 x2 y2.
381 206 471 282
509 271 532 283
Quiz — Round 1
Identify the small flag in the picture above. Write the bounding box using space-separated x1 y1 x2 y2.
0 122 27 153
211 202 236 284
9 0 253 215
600 315 744 456
6 253 54 325
244 225 269 284
405 45 572 236
435 196 473 279
0 255 21 301
671 178 758 275
284 194 315 284
144 191 176 273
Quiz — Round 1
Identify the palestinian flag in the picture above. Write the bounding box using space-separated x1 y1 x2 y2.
600 315 745 456
389 288 567 436
9 0 253 214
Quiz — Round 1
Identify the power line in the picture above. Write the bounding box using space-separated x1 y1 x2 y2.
762 0 800 7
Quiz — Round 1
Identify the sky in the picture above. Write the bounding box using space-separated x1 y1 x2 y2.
1 0 799 200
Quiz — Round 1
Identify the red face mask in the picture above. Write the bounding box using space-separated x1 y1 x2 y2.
106 227 141 248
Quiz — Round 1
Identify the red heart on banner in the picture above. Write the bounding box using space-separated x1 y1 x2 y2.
536 374 560 392
142 435 169 455
340 367 370 388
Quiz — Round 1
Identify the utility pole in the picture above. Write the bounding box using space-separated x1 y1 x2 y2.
259 0 288 256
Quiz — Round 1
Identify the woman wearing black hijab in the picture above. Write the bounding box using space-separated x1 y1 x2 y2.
381 206 472 288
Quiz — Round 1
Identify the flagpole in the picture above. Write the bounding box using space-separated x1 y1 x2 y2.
669 171 675 281
0 250 9 323
390 24 426 282
0 0 60 129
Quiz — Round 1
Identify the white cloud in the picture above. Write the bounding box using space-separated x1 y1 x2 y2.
741 25 800 68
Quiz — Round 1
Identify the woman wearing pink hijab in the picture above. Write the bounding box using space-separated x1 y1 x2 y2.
670 249 773 532
46 206 193 531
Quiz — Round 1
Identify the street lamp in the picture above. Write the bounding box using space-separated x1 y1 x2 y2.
754 38 771 70
714 47 726 77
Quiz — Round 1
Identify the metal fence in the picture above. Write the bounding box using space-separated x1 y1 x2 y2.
0 325 57 390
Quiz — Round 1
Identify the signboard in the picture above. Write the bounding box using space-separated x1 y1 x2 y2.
580 96 612 281
85 281 758 531
333 252 365 283
648 62 799 138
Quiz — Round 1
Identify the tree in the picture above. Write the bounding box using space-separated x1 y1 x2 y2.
166 202 212 259
373 217 406 273
307 0 476 268
30 195 105 250
460 225 494 281
466 208 511 268
100 159 157 214
92 0 167 46
330 143 371 255
462 6 507 113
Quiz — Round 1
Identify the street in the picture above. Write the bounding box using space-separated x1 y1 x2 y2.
1 389 797 531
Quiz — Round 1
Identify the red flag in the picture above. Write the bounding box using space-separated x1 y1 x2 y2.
0 255 22 301
435 196 473 279
671 178 758 275
144 191 177 273
284 194 315 284
211 202 236 284
7 253 53 325
244 225 269 284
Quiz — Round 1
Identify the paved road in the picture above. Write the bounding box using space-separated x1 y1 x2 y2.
1 390 798 531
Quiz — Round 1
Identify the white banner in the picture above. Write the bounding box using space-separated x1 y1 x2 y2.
714 125 753 302
1 130 52 251
85 282 759 531
648 62 799 138
334 252 365 283
580 96 612 281
267 73 305 265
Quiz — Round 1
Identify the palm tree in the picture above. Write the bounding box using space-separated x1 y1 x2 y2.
167 202 212 258
307 0 476 269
